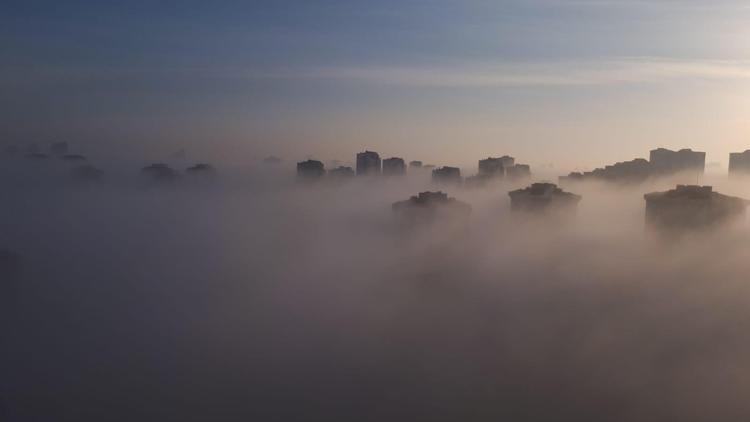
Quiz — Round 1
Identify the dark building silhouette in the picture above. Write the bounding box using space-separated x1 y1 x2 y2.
508 183 581 214
70 165 103 181
392 191 471 223
187 163 215 173
382 157 406 176
478 157 506 178
560 148 705 185
49 141 68 156
409 160 423 169
649 148 705 176
142 163 178 181
356 151 381 176
729 150 750 176
560 158 651 184
297 159 325 181
328 166 355 180
432 166 462 185
263 156 282 165
507 164 532 180
644 185 748 232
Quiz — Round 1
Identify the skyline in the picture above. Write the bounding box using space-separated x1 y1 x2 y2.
3 1 750 168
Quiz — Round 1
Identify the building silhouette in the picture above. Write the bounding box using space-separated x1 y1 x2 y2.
644 185 748 232
409 160 423 169
392 191 471 223
508 183 581 214
649 148 705 175
356 151 381 176
382 157 406 176
432 166 462 185
729 150 750 176
328 166 355 180
506 164 532 180
297 159 325 181
142 163 177 182
478 157 506 178
560 148 705 185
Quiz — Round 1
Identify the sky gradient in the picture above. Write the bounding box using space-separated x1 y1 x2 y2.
3 0 750 170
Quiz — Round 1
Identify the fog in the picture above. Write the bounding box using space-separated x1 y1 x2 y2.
4 157 750 421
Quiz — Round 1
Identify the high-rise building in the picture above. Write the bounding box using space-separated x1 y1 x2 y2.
506 164 531 180
644 185 747 232
409 160 423 169
356 151 381 176
649 148 705 175
508 183 581 214
296 159 325 181
729 150 750 176
432 166 462 185
478 157 506 178
382 157 406 176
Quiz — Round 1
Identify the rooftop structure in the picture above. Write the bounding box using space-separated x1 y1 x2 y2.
141 163 177 181
649 148 705 175
508 183 581 214
409 160 423 169
382 157 406 176
432 166 462 185
729 150 750 176
392 191 471 223
328 166 355 180
356 151 381 176
644 185 748 232
296 159 325 181
506 164 532 180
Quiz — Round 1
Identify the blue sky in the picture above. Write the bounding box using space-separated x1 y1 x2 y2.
2 0 750 169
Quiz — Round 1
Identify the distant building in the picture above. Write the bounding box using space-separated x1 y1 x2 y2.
328 166 355 180
263 156 282 165
506 164 532 180
49 141 68 156
409 161 423 169
392 191 471 223
296 159 325 181
729 150 750 176
508 183 581 214
478 157 506 178
382 157 406 176
644 185 748 232
432 166 462 185
649 148 705 176
186 163 216 174
560 148 705 185
142 163 177 181
356 151 381 176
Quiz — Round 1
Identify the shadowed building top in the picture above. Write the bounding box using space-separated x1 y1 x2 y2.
644 185 748 232
392 191 471 223
356 151 381 176
649 148 705 175
508 183 581 213
382 157 406 176
432 166 462 185
729 150 750 176
296 159 325 181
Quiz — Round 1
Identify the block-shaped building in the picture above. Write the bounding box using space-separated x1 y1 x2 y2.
644 185 748 232
296 159 325 181
356 151 381 176
432 166 462 185
382 157 406 176
392 191 471 224
729 150 750 176
508 183 581 214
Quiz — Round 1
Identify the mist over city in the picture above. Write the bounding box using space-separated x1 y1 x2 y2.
4 1 750 421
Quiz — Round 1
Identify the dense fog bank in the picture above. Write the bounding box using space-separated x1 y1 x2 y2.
3 162 750 421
